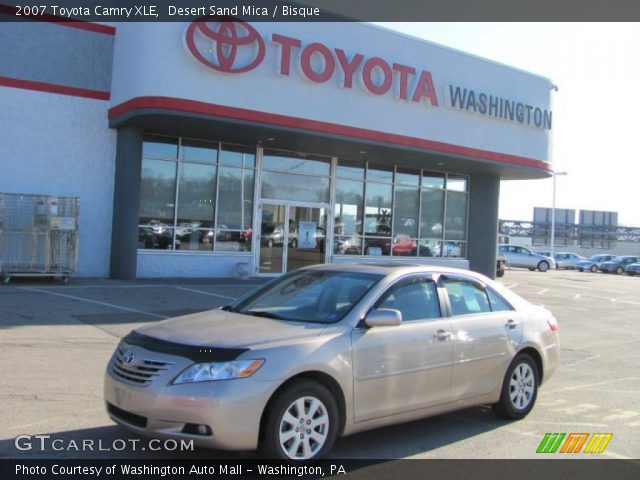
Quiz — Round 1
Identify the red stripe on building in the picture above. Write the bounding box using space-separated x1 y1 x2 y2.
109 96 551 172
0 4 116 35
0 76 110 100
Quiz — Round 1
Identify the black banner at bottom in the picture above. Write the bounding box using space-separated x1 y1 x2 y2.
2 459 640 480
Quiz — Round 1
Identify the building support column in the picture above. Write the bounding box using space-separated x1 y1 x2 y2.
109 127 143 279
467 174 500 279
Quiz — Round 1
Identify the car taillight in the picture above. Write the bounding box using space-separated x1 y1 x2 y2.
547 318 558 332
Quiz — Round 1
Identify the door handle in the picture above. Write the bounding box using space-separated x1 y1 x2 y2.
433 329 452 341
506 319 518 329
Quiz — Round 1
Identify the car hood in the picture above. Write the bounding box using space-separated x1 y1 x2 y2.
134 309 328 349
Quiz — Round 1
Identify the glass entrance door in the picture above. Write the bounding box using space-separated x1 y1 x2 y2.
258 203 328 275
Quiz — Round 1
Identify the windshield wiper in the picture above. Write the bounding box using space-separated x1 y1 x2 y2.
244 310 288 321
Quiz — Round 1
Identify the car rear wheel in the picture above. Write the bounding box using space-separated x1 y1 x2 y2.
260 381 338 461
537 261 549 272
493 354 539 420
615 266 624 274
590 265 598 273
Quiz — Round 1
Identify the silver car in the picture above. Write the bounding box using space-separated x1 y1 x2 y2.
499 244 556 272
104 264 559 460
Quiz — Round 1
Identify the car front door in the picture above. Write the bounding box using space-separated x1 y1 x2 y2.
439 275 522 401
351 276 454 422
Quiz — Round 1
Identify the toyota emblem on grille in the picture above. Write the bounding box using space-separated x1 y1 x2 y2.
121 351 136 367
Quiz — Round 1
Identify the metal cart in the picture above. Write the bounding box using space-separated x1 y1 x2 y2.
0 193 79 284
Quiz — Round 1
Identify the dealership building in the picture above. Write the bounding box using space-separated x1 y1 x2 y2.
0 16 553 279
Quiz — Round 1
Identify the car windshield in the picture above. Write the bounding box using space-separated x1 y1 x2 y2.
232 270 383 324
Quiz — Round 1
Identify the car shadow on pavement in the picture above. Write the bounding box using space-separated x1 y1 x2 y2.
1 406 508 460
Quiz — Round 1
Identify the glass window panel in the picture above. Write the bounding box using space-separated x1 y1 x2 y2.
176 228 214 252
447 175 468 192
377 281 441 321
419 188 444 239
487 288 513 312
443 241 466 258
139 159 177 224
393 186 419 237
220 144 256 168
138 226 177 250
395 167 420 186
336 159 365 180
422 171 445 189
142 135 178 159
181 139 218 163
334 235 362 255
261 171 329 203
176 163 216 228
367 163 393 183
364 182 392 236
335 179 363 236
392 235 417 256
215 231 250 252
217 167 254 230
417 239 442 257
364 237 391 256
445 190 467 240
263 150 330 176
444 278 490 315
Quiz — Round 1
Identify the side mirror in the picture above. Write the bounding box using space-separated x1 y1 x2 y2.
364 309 402 328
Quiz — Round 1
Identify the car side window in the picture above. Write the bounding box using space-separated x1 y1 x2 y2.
486 288 514 312
442 278 492 316
376 280 440 322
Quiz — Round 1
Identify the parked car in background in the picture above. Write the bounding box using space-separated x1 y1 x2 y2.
552 252 586 269
625 263 640 276
496 254 507 277
599 256 640 274
105 264 559 460
575 254 618 272
498 244 556 272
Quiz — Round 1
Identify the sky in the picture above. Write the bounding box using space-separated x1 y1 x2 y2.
377 23 640 227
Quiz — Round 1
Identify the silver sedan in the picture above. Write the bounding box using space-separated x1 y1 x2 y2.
104 264 560 460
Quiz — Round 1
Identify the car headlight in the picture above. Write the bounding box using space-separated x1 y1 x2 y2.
172 359 264 385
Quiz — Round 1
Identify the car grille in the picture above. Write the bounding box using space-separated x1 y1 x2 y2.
111 347 174 386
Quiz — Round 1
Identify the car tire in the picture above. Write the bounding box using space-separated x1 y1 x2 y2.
537 261 549 272
615 266 624 274
590 265 598 273
492 353 539 420
267 238 274 248
496 269 505 278
291 239 298 249
260 380 339 461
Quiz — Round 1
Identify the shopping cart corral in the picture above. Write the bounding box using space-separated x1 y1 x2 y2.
0 193 79 285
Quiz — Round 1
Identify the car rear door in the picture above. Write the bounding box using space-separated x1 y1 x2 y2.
439 274 522 401
351 275 454 422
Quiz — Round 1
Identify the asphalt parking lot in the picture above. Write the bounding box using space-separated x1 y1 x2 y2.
0 269 638 459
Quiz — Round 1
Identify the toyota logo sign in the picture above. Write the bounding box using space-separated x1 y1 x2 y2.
184 17 266 73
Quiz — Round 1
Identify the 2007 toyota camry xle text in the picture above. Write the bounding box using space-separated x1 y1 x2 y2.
104 264 559 460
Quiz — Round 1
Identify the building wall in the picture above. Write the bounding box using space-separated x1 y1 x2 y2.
110 22 552 166
0 21 116 277
0 87 116 277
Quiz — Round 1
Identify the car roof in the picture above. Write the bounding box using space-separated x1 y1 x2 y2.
301 262 489 280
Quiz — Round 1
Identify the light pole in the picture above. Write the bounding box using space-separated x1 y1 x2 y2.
550 171 568 259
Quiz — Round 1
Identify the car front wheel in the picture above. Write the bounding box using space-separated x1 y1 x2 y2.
590 265 598 273
261 381 339 461
493 354 539 420
616 266 624 274
537 261 549 272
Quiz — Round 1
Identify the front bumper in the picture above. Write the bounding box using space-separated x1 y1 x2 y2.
104 349 276 451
